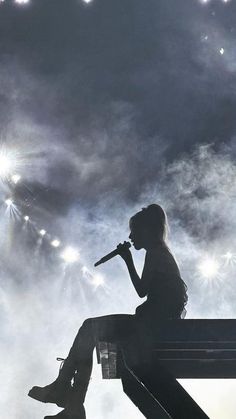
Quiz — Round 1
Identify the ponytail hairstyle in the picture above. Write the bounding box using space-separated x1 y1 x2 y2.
130 204 168 246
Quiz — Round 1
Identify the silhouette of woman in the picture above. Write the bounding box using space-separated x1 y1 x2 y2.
28 204 188 419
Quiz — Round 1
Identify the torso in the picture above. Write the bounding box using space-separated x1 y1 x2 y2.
135 244 187 321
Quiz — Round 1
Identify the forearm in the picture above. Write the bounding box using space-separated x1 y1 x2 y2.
125 257 146 298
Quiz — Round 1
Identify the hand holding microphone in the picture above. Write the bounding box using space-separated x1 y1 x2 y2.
94 241 131 267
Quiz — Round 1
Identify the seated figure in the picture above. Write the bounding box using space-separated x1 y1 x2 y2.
28 204 188 419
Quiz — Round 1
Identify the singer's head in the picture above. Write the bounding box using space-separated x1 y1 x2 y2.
129 204 168 250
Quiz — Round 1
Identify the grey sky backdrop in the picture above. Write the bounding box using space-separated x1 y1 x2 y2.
1 0 236 418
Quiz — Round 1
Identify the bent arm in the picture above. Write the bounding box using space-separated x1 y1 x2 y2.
124 256 147 298
116 243 147 298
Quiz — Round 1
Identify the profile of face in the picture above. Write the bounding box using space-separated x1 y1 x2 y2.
129 221 147 250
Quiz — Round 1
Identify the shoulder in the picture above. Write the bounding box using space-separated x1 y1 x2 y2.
145 245 180 276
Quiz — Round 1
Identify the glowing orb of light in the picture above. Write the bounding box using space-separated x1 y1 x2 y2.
219 48 225 55
24 215 29 221
61 247 79 263
92 273 105 287
51 239 61 248
5 198 13 206
198 257 220 279
11 174 21 184
39 229 46 237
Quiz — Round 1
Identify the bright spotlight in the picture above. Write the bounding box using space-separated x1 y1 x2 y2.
61 247 79 263
51 239 61 248
39 229 46 236
5 198 13 206
24 215 29 221
83 0 93 3
219 48 225 55
15 0 30 4
198 257 220 279
11 174 21 184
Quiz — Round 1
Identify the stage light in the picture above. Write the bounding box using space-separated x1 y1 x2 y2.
39 229 46 236
0 153 13 178
92 273 105 287
61 247 79 263
51 239 60 248
5 198 13 206
24 215 29 221
219 48 225 55
11 174 21 184
198 257 220 279
15 0 30 4
82 0 93 3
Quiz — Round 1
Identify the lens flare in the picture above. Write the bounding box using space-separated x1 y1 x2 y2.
198 257 220 279
61 247 79 263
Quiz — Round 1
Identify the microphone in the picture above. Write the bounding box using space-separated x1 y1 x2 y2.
94 241 131 267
